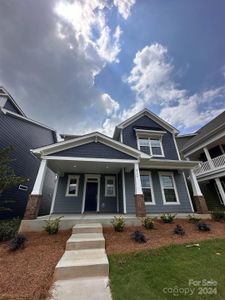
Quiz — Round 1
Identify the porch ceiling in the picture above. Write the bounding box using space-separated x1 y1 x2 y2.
46 159 135 175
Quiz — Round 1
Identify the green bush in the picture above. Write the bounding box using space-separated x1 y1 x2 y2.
142 217 155 230
0 218 21 242
188 214 201 223
160 213 176 223
44 216 63 234
211 211 225 222
111 216 125 232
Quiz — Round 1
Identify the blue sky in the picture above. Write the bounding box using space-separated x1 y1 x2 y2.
0 0 225 136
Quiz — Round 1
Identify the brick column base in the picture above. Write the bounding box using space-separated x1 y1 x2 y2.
193 195 208 214
23 194 42 220
135 194 146 217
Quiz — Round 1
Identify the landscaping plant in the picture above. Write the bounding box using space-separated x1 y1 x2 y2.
0 218 21 241
197 222 211 231
211 211 225 222
44 216 63 234
160 213 176 223
9 234 27 251
112 216 125 232
142 217 155 230
131 230 146 243
188 214 201 223
174 224 185 236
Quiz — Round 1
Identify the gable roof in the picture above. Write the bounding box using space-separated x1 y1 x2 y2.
113 108 179 140
32 131 151 159
0 86 26 117
181 110 225 152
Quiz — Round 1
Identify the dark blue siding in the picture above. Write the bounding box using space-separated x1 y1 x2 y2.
50 142 135 160
125 169 192 213
4 100 22 115
122 115 179 160
0 111 56 219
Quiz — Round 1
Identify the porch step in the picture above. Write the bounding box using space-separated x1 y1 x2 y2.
66 233 105 250
54 249 109 280
72 223 103 234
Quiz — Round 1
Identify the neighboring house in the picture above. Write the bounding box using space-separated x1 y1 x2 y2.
178 110 225 211
24 108 202 220
0 87 57 219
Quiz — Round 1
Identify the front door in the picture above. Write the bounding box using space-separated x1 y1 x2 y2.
85 182 98 211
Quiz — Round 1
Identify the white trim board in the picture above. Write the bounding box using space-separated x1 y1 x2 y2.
116 108 179 134
42 156 139 164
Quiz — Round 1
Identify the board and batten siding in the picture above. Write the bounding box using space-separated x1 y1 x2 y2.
125 169 193 213
122 115 179 160
0 111 56 218
49 142 135 160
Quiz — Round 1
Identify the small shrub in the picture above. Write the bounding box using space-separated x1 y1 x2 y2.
131 230 146 243
142 217 155 230
174 224 185 236
161 213 176 224
211 211 225 222
197 222 210 232
0 218 21 242
111 216 125 232
188 214 201 223
8 234 27 251
44 216 63 234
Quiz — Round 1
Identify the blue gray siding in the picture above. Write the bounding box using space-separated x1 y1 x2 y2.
50 142 135 159
4 100 22 115
125 169 193 213
0 111 56 219
122 115 179 160
53 173 119 214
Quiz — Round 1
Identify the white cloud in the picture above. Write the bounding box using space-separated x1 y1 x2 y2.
100 93 120 115
113 0 136 19
101 43 225 135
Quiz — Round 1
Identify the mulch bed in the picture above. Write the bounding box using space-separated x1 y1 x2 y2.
104 219 225 254
0 230 71 300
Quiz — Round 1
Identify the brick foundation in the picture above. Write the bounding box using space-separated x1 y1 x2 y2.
23 194 42 220
135 194 146 217
193 195 208 214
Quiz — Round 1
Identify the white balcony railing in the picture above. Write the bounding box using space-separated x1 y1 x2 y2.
194 153 225 176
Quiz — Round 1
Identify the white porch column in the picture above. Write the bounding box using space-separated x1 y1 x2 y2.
203 147 214 169
134 163 143 194
215 178 225 205
31 159 47 195
189 169 203 196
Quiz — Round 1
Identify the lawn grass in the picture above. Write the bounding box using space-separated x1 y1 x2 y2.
109 238 225 300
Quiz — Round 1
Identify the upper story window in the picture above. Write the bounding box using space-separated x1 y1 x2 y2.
138 137 164 157
65 175 79 197
105 176 116 197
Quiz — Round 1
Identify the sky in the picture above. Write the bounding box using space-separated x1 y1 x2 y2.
0 0 225 137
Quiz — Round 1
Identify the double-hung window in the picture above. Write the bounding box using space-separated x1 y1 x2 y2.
138 137 164 156
160 173 179 204
105 176 116 197
140 172 155 204
65 175 79 196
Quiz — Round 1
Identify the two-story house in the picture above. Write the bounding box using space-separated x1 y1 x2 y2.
178 110 225 211
0 87 57 219
23 109 203 220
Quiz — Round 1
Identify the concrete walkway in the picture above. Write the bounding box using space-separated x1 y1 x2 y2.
51 223 111 300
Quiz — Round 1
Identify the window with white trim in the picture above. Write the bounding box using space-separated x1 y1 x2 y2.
65 175 79 196
140 172 154 204
160 173 179 204
138 137 164 156
105 176 116 197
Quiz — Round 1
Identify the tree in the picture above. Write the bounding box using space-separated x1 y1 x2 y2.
0 146 26 211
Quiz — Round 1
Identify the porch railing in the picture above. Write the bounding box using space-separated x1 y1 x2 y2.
194 153 225 176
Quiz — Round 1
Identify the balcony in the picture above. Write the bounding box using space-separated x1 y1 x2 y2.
194 153 225 177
